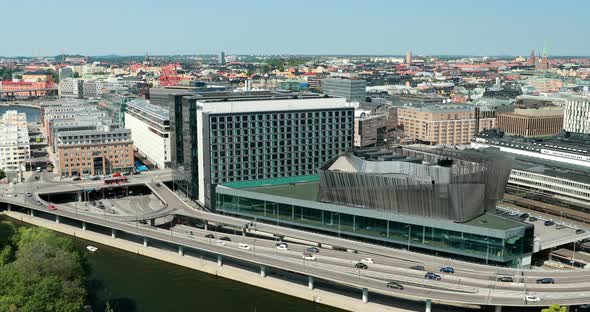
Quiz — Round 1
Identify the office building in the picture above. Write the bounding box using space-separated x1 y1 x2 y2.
169 92 354 207
215 147 533 267
0 111 30 173
496 107 563 137
354 105 398 147
397 105 496 145
564 97 590 134
59 78 84 98
125 99 171 169
405 51 412 64
472 129 590 168
322 78 367 102
462 145 590 212
219 51 226 65
55 123 134 177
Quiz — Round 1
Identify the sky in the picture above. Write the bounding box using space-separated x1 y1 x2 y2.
2 0 590 57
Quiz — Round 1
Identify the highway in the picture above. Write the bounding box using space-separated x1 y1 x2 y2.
4 175 590 308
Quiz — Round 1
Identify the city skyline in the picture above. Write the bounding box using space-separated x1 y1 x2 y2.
2 0 590 57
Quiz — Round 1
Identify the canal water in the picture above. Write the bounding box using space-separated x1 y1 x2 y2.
1 216 343 312
0 105 41 122
78 239 345 312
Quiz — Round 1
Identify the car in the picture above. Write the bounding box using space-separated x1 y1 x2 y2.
34 176 40 181
498 276 514 283
204 234 215 239
139 220 147 224
48 204 57 211
155 182 161 187
238 243 251 250
123 172 131 176
131 171 141 175
219 236 231 241
333 246 348 252
73 177 81 181
509 211 520 216
360 258 375 264
216 240 226 246
544 220 555 226
305 247 320 254
303 254 316 261
37 201 43 205
556 224 565 230
25 192 32 197
440 267 455 274
90 176 101 180
36 167 42 173
529 216 538 222
520 213 530 219
424 272 441 280
386 281 404 290
577 229 586 235
524 295 540 302
188 231 194 236
276 243 288 251
410 265 425 271
354 262 368 269
536 278 555 284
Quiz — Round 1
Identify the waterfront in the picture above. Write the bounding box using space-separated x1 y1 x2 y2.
79 239 345 312
0 105 40 122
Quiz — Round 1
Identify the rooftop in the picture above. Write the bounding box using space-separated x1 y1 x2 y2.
223 179 528 232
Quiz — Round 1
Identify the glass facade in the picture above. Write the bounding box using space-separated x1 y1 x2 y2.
216 190 534 266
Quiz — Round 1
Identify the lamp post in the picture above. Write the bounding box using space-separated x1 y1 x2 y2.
405 225 411 251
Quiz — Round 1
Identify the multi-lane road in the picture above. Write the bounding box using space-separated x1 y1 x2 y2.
4 174 590 308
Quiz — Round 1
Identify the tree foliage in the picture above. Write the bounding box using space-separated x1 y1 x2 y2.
0 227 88 312
0 67 13 80
542 304 567 312
0 168 5 180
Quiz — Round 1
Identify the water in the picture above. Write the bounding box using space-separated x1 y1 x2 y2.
79 239 345 312
0 105 41 122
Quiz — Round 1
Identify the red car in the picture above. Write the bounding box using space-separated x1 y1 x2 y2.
48 204 57 211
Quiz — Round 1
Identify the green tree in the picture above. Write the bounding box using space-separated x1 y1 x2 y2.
542 304 567 312
0 169 6 180
0 227 88 312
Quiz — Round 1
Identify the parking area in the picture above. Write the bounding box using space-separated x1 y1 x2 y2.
496 206 590 251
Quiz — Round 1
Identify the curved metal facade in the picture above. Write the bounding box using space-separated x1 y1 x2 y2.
318 148 513 222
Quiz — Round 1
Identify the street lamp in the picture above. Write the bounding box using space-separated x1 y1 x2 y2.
405 225 411 251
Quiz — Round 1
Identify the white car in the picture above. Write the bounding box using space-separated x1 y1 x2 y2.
276 243 288 251
238 243 251 250
509 211 520 216
303 254 316 261
360 258 375 264
524 295 540 302
216 240 226 246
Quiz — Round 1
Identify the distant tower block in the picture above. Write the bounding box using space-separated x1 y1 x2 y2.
527 49 536 66
219 51 226 65
405 51 412 64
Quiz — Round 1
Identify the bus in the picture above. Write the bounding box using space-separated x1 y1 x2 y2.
104 176 128 185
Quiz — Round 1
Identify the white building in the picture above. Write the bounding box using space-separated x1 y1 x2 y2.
124 100 171 169
564 97 590 134
0 111 31 174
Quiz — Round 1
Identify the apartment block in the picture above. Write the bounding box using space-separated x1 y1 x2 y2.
0 111 30 173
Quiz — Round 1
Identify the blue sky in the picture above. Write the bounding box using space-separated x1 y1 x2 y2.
2 0 589 56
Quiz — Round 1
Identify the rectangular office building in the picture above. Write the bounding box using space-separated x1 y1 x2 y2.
169 92 355 208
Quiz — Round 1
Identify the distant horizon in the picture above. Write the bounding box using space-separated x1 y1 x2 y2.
3 53 590 59
2 0 590 57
